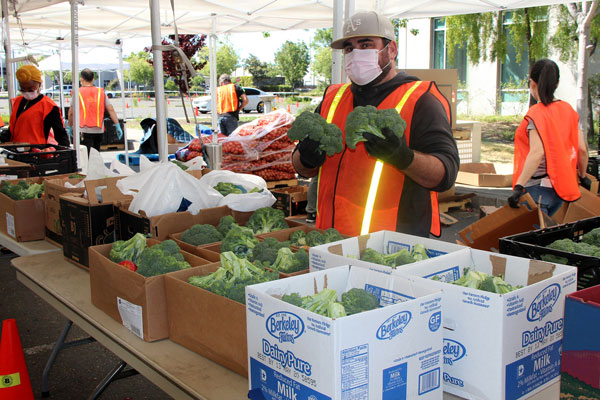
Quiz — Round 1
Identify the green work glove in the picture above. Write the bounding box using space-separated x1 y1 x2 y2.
115 124 124 140
363 128 414 170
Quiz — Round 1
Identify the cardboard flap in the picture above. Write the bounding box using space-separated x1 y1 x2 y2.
526 259 556 285
357 234 370 255
84 177 132 205
459 163 497 174
490 255 507 277
327 243 343 256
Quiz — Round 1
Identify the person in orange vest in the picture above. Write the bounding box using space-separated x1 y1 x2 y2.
291 11 459 238
508 59 589 216
2 65 70 146
216 73 248 135
67 68 123 154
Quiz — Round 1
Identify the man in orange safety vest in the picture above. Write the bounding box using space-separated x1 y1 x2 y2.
216 74 248 135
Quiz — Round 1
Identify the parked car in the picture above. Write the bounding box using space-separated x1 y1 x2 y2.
40 84 72 97
192 87 271 114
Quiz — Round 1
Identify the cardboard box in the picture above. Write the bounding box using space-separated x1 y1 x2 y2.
61 178 132 268
0 177 46 241
44 177 86 245
271 185 308 216
0 158 33 179
395 248 578 400
552 186 600 224
561 285 600 398
456 162 513 187
309 230 465 274
89 241 211 342
246 265 444 399
115 204 231 241
165 263 248 376
459 193 541 252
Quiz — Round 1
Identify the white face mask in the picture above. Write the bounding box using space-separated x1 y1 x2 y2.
344 45 390 86
22 90 39 101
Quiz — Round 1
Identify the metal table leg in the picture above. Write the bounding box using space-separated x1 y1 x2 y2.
41 320 96 398
88 361 139 400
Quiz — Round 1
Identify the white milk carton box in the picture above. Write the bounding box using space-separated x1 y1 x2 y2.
246 265 444 400
394 247 578 400
309 230 465 274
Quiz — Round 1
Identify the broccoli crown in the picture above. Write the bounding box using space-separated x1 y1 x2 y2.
290 230 307 246
281 292 303 307
547 238 577 253
181 224 223 246
221 224 259 258
217 215 237 237
0 180 45 200
449 268 522 294
136 241 190 277
213 182 244 196
341 288 380 315
360 248 386 265
246 207 289 234
345 105 407 149
251 237 288 265
287 111 343 156
386 249 415 267
323 228 343 243
294 248 309 270
305 230 326 247
270 248 303 273
301 288 340 317
109 233 147 264
187 251 278 304
582 228 600 246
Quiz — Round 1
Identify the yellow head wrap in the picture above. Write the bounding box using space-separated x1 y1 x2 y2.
16 65 42 84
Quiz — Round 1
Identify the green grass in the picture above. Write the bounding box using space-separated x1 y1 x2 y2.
458 114 521 124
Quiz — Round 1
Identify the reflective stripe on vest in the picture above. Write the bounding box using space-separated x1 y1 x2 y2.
79 87 103 128
217 84 238 114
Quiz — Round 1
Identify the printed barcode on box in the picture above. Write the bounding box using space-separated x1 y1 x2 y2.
418 368 440 395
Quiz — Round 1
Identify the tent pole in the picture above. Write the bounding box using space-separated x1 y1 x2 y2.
117 39 128 166
150 0 167 163
71 0 81 171
58 46 65 120
331 0 343 85
209 14 217 133
1 0 15 108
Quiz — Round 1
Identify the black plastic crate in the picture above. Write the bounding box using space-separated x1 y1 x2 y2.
102 118 126 146
587 157 599 179
0 144 77 177
499 216 600 289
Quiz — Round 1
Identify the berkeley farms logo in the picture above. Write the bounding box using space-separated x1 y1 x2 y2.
376 311 411 340
527 283 561 322
266 312 304 344
443 339 466 365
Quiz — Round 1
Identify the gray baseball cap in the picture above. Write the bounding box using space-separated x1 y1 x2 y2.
330 11 396 49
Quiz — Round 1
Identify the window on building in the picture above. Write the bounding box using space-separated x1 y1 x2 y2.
500 12 530 102
432 18 467 85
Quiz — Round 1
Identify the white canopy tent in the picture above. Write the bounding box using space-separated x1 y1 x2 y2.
2 0 583 165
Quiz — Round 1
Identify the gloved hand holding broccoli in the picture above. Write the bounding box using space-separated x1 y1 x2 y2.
287 111 344 169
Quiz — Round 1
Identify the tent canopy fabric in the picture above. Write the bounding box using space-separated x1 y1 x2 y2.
36 52 130 72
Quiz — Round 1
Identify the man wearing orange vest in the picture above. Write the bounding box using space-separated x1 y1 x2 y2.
67 68 123 154
216 74 248 135
292 11 459 238
4 65 70 146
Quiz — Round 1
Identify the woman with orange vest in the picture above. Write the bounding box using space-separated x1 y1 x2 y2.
508 59 589 216
68 68 123 154
292 11 459 238
3 65 70 146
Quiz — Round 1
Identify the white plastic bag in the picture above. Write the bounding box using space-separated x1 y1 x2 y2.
116 162 222 217
199 169 276 212
85 148 135 179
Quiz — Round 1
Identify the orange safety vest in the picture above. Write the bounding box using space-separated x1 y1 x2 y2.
78 86 105 128
513 100 581 202
316 80 451 237
217 83 238 114
9 95 58 144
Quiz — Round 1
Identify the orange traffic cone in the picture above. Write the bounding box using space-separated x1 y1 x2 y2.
296 101 299 107
167 98 170 105
0 319 34 399
126 102 129 109
287 104 291 113
194 107 199 116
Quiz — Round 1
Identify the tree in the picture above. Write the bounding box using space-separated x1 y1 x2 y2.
311 28 332 87
244 54 274 86
275 40 310 90
125 51 154 89
198 42 240 78
551 3 599 139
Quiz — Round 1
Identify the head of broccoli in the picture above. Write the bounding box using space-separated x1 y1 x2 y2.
287 111 343 156
0 180 45 200
221 224 259 258
341 288 379 315
213 182 244 196
217 215 237 237
246 207 289 234
109 232 147 264
181 224 223 246
323 228 343 243
360 248 386 265
290 230 307 246
136 240 190 277
305 230 326 247
345 105 407 149
251 237 288 266
270 247 304 273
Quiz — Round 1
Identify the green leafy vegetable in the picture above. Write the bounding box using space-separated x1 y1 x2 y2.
109 232 147 265
448 268 522 294
181 224 223 246
287 111 344 156
221 224 260 258
213 182 243 196
0 180 45 200
345 105 407 149
245 207 288 234
136 239 191 277
341 288 380 315
217 215 237 237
